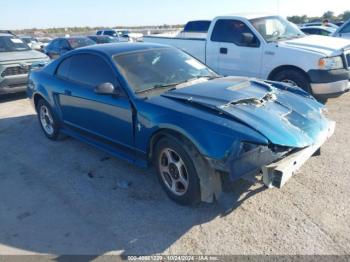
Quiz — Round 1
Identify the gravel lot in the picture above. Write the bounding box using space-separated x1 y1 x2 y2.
0 92 349 256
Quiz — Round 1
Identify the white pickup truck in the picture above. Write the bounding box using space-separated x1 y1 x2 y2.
144 14 350 98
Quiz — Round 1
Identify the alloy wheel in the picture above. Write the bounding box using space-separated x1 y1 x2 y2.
158 148 189 196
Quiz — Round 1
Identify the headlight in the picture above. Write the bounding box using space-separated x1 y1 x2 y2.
318 56 343 70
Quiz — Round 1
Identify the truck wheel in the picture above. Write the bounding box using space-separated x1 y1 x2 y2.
36 99 60 140
272 69 312 94
154 136 202 206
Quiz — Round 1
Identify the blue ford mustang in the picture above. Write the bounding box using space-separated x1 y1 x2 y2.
27 43 335 205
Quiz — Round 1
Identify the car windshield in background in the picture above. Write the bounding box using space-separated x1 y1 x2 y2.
113 48 217 94
68 38 95 49
250 16 305 42
0 36 31 52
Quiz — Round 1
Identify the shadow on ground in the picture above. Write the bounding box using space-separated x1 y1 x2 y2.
0 92 27 103
0 114 266 258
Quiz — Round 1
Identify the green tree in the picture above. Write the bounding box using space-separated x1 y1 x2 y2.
341 10 350 21
287 15 307 24
322 11 335 20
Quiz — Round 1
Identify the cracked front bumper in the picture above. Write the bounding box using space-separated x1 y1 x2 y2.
262 121 336 188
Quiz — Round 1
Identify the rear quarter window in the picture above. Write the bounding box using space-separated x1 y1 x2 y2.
56 57 72 79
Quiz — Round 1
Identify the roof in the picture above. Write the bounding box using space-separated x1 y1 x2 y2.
0 33 13 37
76 42 170 56
218 13 275 20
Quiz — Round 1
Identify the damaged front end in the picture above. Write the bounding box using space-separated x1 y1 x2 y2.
206 141 290 182
162 77 335 194
207 119 335 189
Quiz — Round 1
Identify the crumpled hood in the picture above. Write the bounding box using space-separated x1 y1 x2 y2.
280 35 350 56
0 50 48 63
162 77 330 148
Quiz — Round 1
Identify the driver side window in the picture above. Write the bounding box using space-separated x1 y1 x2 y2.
211 19 260 47
56 54 122 92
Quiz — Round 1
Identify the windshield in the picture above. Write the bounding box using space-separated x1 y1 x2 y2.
113 48 218 95
250 16 305 42
68 38 95 49
0 36 31 52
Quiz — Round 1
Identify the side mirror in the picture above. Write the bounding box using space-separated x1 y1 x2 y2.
241 33 258 47
94 82 120 96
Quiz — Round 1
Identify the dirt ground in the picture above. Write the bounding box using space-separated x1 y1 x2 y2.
0 92 349 256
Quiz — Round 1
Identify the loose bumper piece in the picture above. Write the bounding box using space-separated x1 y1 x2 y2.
262 121 336 188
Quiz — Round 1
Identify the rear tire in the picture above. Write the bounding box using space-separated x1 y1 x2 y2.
272 69 312 94
36 99 60 140
154 136 202 206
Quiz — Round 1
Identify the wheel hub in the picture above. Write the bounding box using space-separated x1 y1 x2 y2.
168 163 179 179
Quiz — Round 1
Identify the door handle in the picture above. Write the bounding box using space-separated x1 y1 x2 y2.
64 90 72 96
220 47 228 54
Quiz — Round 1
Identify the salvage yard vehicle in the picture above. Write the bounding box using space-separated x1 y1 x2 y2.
300 26 335 36
45 37 95 59
0 31 49 94
27 43 335 205
96 29 143 42
87 35 119 44
144 15 350 98
20 36 43 51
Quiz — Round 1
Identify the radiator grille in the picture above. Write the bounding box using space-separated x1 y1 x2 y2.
1 65 30 77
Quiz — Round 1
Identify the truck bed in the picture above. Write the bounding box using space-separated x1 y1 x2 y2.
143 35 206 63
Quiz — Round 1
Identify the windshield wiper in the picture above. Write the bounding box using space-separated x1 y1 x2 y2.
136 75 220 94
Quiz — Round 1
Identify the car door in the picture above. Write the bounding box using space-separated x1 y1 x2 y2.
55 53 134 153
206 19 262 77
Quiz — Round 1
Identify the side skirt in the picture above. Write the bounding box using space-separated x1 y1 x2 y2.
60 125 149 168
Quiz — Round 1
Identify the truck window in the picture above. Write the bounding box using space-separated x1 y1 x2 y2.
184 21 211 32
210 19 259 47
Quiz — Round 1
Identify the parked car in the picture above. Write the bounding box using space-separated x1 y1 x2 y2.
301 22 339 29
96 29 130 42
45 37 95 59
300 26 335 36
87 35 119 44
144 15 350 99
0 31 49 94
332 19 350 39
20 36 43 51
27 43 335 205
96 29 143 42
36 37 53 51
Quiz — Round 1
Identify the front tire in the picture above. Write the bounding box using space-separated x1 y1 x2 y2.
154 136 202 206
272 69 312 94
37 99 60 140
